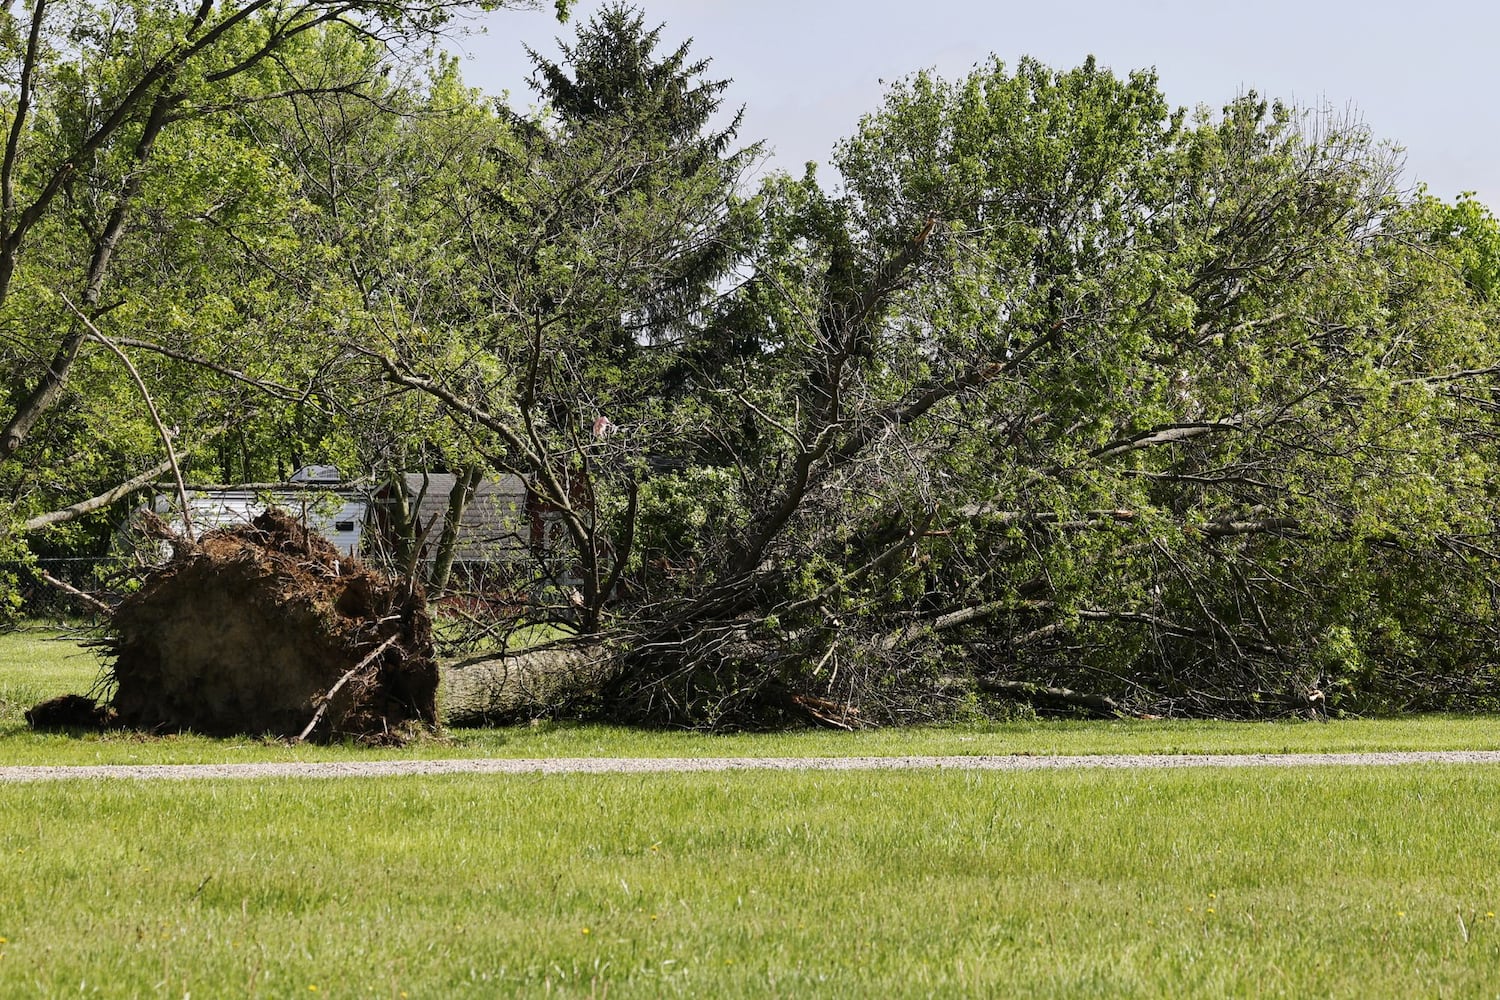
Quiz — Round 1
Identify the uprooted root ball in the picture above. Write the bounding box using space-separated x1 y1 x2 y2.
107 510 437 741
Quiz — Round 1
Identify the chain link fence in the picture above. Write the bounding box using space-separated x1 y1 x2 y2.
4 556 138 621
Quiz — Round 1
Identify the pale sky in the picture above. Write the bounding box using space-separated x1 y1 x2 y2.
448 0 1498 206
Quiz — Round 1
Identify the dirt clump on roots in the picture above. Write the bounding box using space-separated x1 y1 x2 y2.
25 693 116 731
105 509 437 742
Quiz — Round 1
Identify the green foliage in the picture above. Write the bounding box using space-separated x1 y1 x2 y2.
0 0 571 607
1408 187 1500 301
742 67 1500 720
7 4 1500 724
630 466 740 577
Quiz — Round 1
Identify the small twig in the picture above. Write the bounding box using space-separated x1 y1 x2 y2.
294 634 400 743
190 874 213 900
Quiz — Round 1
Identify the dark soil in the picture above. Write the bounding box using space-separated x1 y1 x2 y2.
105 510 437 741
24 693 115 731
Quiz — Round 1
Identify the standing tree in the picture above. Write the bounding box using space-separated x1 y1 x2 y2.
360 3 759 617
0 0 569 611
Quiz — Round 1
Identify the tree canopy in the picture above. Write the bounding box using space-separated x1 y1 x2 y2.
6 6 1500 727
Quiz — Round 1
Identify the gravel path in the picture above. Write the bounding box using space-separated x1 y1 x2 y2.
3 750 1500 782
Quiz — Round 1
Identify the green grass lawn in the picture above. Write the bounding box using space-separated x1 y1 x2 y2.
6 627 1500 996
4 625 1500 765
1 766 1498 997
0 625 109 706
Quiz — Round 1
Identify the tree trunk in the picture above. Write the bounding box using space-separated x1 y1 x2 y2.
440 644 617 727
429 466 482 592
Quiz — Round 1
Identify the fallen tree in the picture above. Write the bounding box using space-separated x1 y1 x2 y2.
393 57 1500 729
441 645 615 727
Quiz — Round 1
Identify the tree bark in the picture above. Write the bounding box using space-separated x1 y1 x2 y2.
440 644 617 726
429 466 482 592
19 458 176 534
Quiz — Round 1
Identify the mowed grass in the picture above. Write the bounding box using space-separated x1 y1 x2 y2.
4 626 1500 764
6 628 1500 996
0 626 109 708
1 766 1499 997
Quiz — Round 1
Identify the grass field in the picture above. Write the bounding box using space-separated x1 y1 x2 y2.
5 627 1500 995
2 766 1499 997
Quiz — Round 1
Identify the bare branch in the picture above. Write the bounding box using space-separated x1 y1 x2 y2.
294 633 400 743
1091 418 1248 460
976 677 1124 718
34 568 113 616
1 0 46 227
21 457 177 533
60 297 194 540
113 338 304 400
1200 516 1302 538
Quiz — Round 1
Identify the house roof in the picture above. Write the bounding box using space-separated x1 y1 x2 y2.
392 473 529 563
